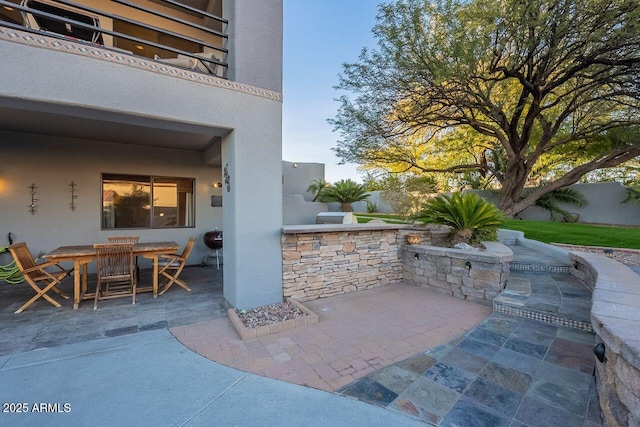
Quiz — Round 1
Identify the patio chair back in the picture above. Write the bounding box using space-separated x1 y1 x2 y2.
108 236 140 244
9 242 38 276
93 243 136 309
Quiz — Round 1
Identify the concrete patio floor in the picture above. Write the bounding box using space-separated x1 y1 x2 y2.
0 265 227 356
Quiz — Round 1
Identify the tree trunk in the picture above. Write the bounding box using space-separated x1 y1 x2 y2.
341 203 353 212
498 160 530 218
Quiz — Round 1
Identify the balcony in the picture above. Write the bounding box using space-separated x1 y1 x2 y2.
0 0 228 78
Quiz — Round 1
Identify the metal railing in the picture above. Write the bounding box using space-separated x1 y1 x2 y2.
0 0 228 77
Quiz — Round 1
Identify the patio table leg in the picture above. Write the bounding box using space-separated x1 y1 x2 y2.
73 260 81 309
153 255 159 298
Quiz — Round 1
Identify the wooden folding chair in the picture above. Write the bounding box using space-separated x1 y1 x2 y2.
8 242 71 313
107 236 140 288
158 237 196 295
93 243 136 309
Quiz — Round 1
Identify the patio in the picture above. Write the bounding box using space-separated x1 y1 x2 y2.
0 264 226 356
0 241 611 425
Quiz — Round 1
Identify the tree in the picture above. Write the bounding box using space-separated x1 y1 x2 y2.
331 0 640 217
380 173 437 219
317 179 370 212
306 178 329 202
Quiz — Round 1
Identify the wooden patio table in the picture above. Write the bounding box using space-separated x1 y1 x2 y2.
43 241 179 309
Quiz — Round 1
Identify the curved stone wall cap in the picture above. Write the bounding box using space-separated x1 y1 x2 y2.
481 241 515 261
282 223 416 234
591 313 640 369
404 241 513 262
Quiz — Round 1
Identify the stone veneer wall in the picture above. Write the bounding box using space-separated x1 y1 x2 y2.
570 252 640 427
281 224 434 301
402 242 513 305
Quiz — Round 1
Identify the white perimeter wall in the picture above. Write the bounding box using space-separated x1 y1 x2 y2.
473 182 640 226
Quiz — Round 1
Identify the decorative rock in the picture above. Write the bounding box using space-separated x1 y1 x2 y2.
453 242 475 251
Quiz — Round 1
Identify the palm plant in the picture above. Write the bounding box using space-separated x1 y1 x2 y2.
317 179 369 212
413 192 504 244
622 186 640 205
533 188 587 222
306 178 329 202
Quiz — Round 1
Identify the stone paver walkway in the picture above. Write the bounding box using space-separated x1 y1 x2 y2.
339 312 600 426
338 244 602 426
171 284 491 392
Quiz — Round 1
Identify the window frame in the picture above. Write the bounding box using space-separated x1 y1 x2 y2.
101 173 195 230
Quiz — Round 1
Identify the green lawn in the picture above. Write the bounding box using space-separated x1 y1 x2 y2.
356 213 407 224
355 214 640 249
501 219 640 249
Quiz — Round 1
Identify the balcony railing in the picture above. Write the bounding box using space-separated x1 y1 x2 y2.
0 0 228 78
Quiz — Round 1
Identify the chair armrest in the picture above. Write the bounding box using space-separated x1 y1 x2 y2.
159 254 185 262
21 260 61 274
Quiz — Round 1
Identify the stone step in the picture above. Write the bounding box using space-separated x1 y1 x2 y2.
494 274 593 332
509 262 571 274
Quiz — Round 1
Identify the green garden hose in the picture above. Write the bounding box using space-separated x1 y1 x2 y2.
0 247 26 284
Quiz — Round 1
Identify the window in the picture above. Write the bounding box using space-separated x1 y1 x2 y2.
102 174 194 229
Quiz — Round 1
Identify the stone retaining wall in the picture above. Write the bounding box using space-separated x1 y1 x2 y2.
282 224 427 301
402 242 513 305
570 252 640 427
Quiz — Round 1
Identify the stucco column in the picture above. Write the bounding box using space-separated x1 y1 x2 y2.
221 121 283 309
223 0 283 93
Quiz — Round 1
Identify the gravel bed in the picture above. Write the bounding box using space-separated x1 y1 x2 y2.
553 244 640 266
236 302 306 328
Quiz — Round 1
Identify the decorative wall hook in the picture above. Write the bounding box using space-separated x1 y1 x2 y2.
69 181 77 211
28 184 38 215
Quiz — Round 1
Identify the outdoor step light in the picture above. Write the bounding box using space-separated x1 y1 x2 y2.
603 249 614 258
593 342 606 363
465 261 472 270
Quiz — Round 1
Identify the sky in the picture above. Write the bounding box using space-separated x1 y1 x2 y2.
282 1 380 184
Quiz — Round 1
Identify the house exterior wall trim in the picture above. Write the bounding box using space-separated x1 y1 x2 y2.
0 27 282 102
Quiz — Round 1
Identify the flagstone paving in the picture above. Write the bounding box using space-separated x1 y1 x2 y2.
337 244 603 426
0 265 227 356
339 313 601 426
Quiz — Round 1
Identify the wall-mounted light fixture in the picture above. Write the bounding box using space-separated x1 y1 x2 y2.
213 182 222 188
293 163 298 168
603 249 614 258
414 253 419 260
465 261 472 270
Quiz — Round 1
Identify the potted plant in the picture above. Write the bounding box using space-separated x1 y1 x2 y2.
406 233 421 244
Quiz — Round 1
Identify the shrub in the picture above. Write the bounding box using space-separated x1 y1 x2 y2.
413 192 504 244
533 188 587 222
317 179 370 212
366 200 378 213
